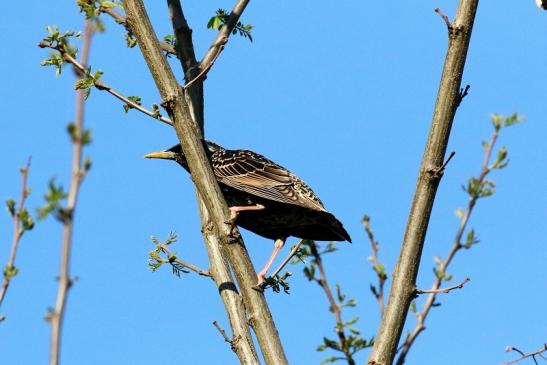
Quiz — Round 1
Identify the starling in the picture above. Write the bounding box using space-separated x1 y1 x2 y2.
145 141 351 284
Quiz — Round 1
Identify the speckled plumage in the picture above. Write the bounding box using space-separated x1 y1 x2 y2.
148 141 351 243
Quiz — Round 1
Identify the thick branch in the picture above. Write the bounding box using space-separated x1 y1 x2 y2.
167 0 204 132
367 2 479 364
123 1 287 364
49 19 93 365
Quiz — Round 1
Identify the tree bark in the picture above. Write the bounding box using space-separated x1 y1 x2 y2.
366 2 479 364
123 1 287 364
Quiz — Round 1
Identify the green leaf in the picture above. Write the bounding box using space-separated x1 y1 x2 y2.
18 208 35 231
6 199 16 217
125 31 137 48
37 178 67 221
123 95 142 113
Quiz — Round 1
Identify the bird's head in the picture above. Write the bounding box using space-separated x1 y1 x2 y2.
144 140 223 170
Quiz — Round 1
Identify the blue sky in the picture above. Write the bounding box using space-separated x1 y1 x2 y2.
0 1 545 364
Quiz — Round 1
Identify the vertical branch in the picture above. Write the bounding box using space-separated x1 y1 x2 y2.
362 215 387 317
367 2 479 364
48 19 93 365
124 1 287 364
0 158 32 312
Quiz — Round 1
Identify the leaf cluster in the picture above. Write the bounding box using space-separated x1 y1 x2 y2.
148 232 190 277
207 9 253 42
36 178 68 222
40 26 80 75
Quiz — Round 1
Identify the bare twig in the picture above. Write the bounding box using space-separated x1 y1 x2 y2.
182 48 222 91
48 19 93 365
367 2 479 364
503 344 547 365
0 157 32 312
457 84 471 107
157 243 211 277
213 320 233 345
415 277 470 294
267 239 304 282
395 127 504 365
435 7 452 30
363 215 387 316
38 41 173 126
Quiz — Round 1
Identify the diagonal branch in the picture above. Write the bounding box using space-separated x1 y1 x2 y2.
0 157 32 314
367 2 479 364
38 41 173 126
503 344 547 365
122 1 287 364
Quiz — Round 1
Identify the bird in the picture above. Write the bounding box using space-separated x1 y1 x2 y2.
537 0 547 10
145 140 351 285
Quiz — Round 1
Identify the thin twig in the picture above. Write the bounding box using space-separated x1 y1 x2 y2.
395 128 501 365
38 41 173 126
268 239 304 281
0 157 32 312
49 19 93 365
182 47 223 90
503 344 547 365
435 7 452 29
309 242 356 365
157 243 211 277
457 85 471 107
415 277 470 294
363 215 387 316
213 320 233 345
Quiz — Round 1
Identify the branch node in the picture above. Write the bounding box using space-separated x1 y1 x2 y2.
427 151 456 180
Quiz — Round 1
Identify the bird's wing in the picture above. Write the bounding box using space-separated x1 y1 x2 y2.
213 150 326 212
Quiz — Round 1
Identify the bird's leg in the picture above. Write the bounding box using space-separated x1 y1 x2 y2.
256 237 286 285
225 204 265 236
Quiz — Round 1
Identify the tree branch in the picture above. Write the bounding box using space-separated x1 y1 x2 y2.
48 19 93 365
395 122 515 365
167 0 204 132
415 277 469 294
503 344 547 365
367 2 479 364
363 215 387 317
0 157 33 316
122 1 287 364
38 41 173 126
156 243 211 277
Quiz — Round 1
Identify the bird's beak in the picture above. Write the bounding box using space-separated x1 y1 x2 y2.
144 151 176 160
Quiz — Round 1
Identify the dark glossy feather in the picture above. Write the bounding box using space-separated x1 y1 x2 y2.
156 141 351 243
